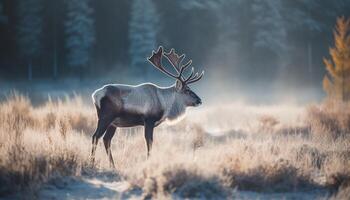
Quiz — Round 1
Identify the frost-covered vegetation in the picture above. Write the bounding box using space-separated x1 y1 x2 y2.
0 93 349 199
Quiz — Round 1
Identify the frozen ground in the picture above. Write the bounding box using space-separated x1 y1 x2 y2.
38 171 140 200
36 170 330 200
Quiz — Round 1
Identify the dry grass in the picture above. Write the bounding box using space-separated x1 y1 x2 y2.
306 99 350 139
258 114 280 134
0 93 95 195
0 93 349 199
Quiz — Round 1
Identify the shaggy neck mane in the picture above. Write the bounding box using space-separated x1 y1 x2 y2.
159 86 186 121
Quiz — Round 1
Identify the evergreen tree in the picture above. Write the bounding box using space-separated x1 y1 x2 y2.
323 17 350 101
65 0 95 77
252 0 288 58
0 1 7 24
16 0 43 81
209 0 239 66
129 0 159 79
186 0 240 82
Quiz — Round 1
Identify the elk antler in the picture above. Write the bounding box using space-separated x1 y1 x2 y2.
163 49 184 72
148 46 204 85
148 46 178 79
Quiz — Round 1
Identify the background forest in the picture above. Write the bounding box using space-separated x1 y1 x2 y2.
1 1 350 199
1 0 350 102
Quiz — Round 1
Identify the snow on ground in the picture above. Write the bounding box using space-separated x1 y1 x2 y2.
38 171 142 200
37 171 329 200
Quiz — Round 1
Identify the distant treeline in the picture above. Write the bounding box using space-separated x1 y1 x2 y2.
0 0 350 86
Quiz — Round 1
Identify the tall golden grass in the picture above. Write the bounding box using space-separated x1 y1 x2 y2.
0 93 349 199
0 93 95 195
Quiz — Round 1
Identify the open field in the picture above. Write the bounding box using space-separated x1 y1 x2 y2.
0 93 349 199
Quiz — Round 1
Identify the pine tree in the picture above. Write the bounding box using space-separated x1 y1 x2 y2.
252 0 288 58
211 0 239 64
189 0 240 81
65 0 95 77
129 0 159 79
16 0 43 81
323 17 350 101
0 1 7 24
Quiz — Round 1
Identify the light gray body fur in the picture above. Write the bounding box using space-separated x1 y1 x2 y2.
92 83 187 127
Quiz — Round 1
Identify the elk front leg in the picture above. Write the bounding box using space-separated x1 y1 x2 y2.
144 120 155 158
103 125 116 168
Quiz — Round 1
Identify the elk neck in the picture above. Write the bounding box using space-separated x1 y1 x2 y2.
157 84 186 121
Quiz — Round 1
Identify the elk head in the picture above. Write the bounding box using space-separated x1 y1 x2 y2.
148 46 204 107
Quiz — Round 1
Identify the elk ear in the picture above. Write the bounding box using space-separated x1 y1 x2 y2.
175 80 183 91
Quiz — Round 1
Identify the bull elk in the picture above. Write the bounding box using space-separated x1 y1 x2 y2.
90 46 204 167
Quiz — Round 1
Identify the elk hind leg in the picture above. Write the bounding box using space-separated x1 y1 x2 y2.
103 125 116 168
90 117 114 165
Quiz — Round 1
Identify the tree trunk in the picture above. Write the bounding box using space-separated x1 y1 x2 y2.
53 2 58 80
28 61 32 81
342 65 345 102
53 44 58 79
308 42 313 84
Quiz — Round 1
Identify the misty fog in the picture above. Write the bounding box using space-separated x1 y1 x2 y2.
1 0 350 104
